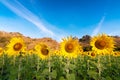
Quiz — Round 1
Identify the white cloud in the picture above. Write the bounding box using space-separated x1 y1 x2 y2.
0 0 68 41
0 0 54 36
100 20 120 36
109 31 120 36
91 15 105 36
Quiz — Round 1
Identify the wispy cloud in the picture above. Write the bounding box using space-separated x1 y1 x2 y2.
109 31 120 36
42 21 69 41
0 0 54 36
91 15 105 36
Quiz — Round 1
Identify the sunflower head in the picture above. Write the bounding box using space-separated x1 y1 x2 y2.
95 39 106 50
65 41 75 53
90 52 96 58
87 51 96 58
13 43 23 51
6 37 25 56
60 36 82 58
41 47 49 55
90 34 114 55
53 50 60 56
28 49 35 55
35 43 50 60
112 51 119 57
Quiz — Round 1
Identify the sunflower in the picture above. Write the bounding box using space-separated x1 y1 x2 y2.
53 50 61 56
85 51 90 56
112 51 119 57
28 49 35 55
90 34 114 55
6 37 25 56
35 43 50 60
60 36 82 58
117 52 120 56
88 51 96 58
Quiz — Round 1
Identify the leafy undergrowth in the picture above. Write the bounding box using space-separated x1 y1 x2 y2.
0 53 120 80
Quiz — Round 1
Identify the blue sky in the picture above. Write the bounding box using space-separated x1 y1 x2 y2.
0 0 120 41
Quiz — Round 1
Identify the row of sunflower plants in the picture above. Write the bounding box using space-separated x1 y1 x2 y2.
0 52 120 80
0 33 120 80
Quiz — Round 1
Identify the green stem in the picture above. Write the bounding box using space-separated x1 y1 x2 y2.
13 56 16 66
87 60 90 71
26 54 28 65
1 53 5 75
48 57 51 80
37 56 40 72
18 56 22 80
98 55 101 80
108 54 111 67
66 58 70 79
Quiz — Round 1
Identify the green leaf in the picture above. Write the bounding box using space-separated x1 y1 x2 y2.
89 60 98 67
66 73 75 80
51 70 57 79
87 70 98 80
59 77 66 80
42 69 49 75
105 76 112 80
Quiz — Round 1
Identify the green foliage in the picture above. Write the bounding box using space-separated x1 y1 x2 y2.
0 53 120 80
83 46 92 51
114 47 120 51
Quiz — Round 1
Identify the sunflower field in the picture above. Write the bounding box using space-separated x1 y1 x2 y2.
0 34 120 80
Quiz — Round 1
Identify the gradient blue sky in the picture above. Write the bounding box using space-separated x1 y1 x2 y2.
0 0 120 41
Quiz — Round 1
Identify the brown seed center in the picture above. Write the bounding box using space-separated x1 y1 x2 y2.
114 52 117 55
41 48 49 55
13 43 22 51
91 52 95 56
65 43 74 53
95 40 106 50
